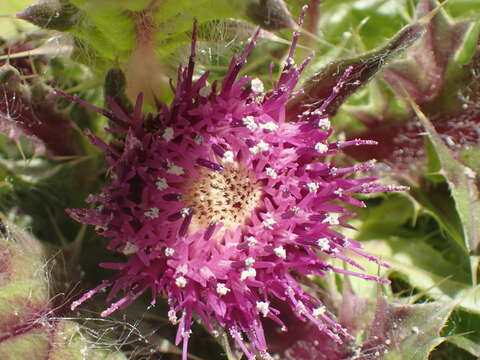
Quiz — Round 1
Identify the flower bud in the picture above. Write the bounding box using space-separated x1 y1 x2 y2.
0 63 22 89
16 0 81 31
0 220 126 359
246 0 295 30
104 67 132 113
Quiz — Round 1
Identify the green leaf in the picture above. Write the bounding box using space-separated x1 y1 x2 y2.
447 336 480 358
0 220 126 359
317 0 408 52
357 194 417 239
362 297 454 360
409 182 465 254
361 239 480 313
459 147 480 175
406 93 480 279
442 308 480 357
446 0 480 20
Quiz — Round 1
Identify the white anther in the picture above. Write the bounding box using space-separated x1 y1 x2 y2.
194 135 203 144
122 242 138 255
216 283 231 296
221 150 235 163
250 140 270 154
315 142 329 154
323 213 340 225
318 118 331 130
251 78 264 93
256 301 270 317
144 207 160 219
167 164 184 175
257 140 269 151
313 306 326 317
334 188 344 197
260 122 278 131
274 246 286 259
243 116 258 131
262 215 276 229
180 208 191 217
240 267 256 281
162 127 174 141
247 236 258 247
168 309 178 324
156 177 168 190
199 85 212 97
175 276 187 288
307 182 319 192
317 238 330 251
265 167 278 179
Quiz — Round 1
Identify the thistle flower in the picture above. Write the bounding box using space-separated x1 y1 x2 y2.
67 14 405 360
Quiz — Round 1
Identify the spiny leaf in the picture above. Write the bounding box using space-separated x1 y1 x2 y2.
383 0 477 113
360 297 454 360
406 93 480 278
409 182 466 254
341 0 480 179
286 22 424 118
361 239 480 313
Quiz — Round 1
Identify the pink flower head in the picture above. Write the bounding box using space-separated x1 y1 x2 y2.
67 15 406 360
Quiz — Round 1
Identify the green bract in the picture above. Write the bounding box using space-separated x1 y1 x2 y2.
0 221 126 360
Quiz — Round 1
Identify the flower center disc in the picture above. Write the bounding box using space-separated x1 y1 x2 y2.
184 165 263 234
